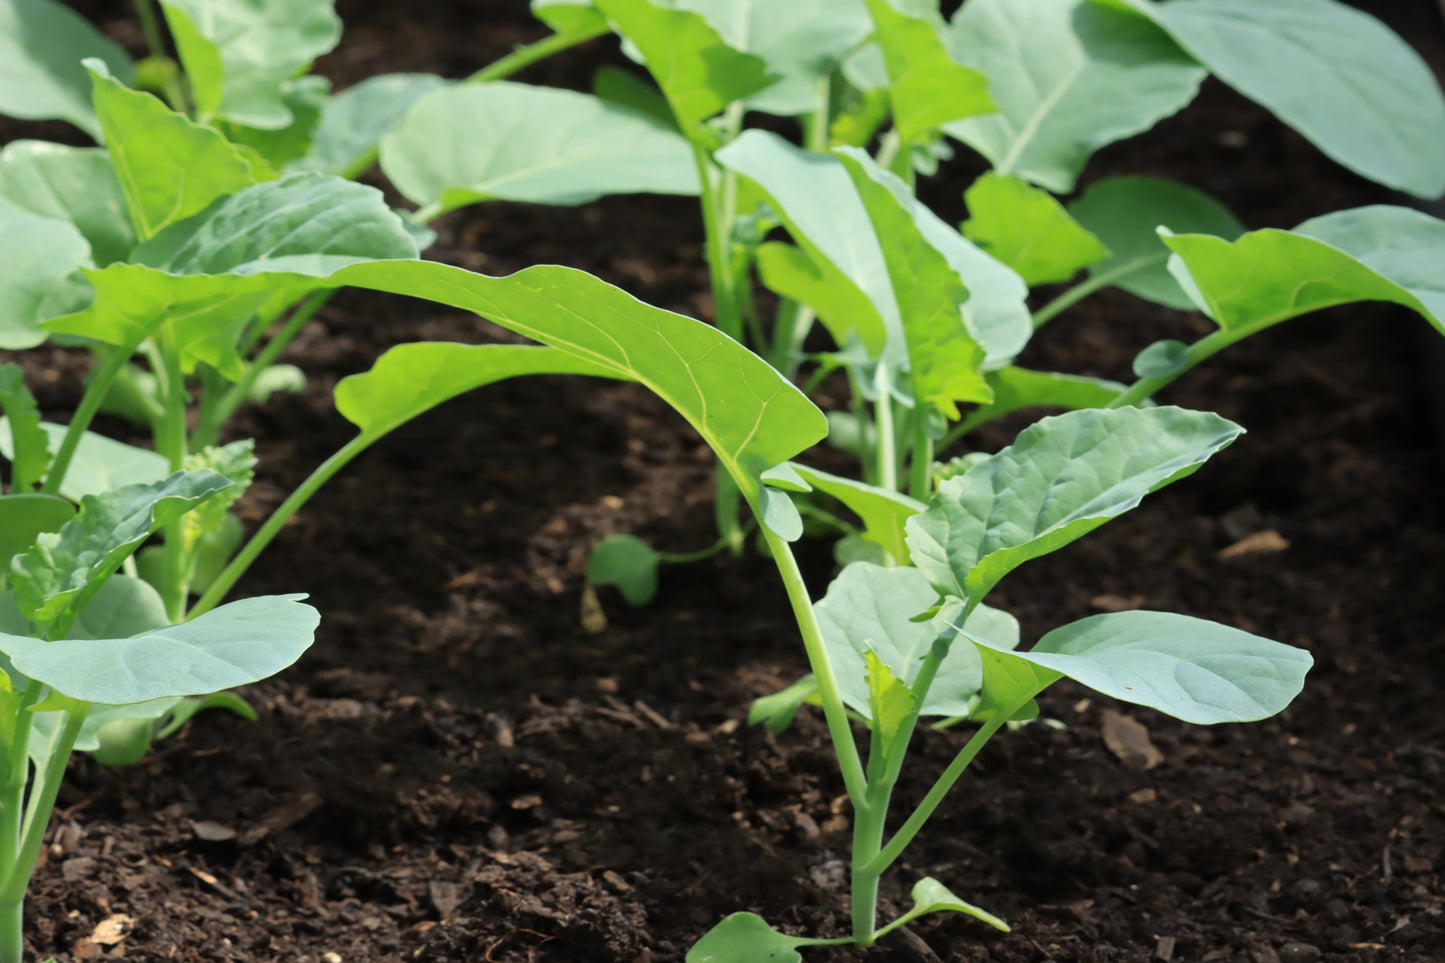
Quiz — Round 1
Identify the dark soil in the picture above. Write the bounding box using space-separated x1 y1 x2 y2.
5 2 1444 961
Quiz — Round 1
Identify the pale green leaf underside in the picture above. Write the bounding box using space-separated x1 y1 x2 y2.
903 877 1010 932
956 367 1129 437
0 212 91 350
983 609 1312 725
0 0 133 137
1112 0 1445 199
945 0 1204 192
1068 175 1243 311
379 82 699 215
291 73 448 176
0 421 168 499
907 406 1242 606
0 593 319 704
0 141 134 266
963 172 1108 287
1164 205 1445 337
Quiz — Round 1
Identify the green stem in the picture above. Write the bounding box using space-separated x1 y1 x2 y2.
40 343 139 496
1106 327 1241 409
908 417 933 501
1030 272 1114 329
133 0 188 113
156 339 191 621
873 367 898 492
874 130 902 175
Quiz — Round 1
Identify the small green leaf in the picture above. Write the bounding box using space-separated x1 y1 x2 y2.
898 877 1010 932
1068 176 1244 310
686 913 812 963
962 173 1109 286
379 82 699 216
991 609 1313 724
1112 0 1445 199
88 62 273 242
593 0 776 130
866 0 995 143
292 73 448 176
907 406 1242 607
866 649 918 759
0 141 135 266
0 495 74 574
1133 339 1190 378
945 0 1204 192
759 486 804 542
0 212 92 350
747 673 819 735
0 421 168 499
786 462 923 564
586 534 660 606
0 0 133 137
754 242 883 357
0 364 49 491
0 593 319 704
10 470 233 627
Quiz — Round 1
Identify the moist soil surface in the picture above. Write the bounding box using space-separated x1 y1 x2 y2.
5 2 1445 961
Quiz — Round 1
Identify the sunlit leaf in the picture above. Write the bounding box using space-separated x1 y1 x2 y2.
963 173 1108 287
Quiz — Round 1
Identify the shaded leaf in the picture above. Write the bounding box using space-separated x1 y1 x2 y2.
0 0 133 137
0 363 50 491
866 0 995 142
0 141 134 266
954 367 1127 436
0 494 73 574
787 462 923 563
963 173 1108 286
292 73 448 176
224 74 330 168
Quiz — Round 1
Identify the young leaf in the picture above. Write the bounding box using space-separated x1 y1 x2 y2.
0 364 50 492
786 462 924 564
0 495 73 575
953 367 1129 437
865 0 995 143
907 406 1242 607
1108 0 1445 199
179 441 255 558
0 141 135 266
0 212 92 350
816 563 1020 722
159 0 342 129
945 0 1204 192
747 673 819 736
10 470 233 627
586 534 660 606
1068 176 1243 311
378 82 699 217
866 650 918 761
962 173 1109 287
0 594 320 704
88 62 273 242
0 0 133 138
1163 206 1445 336
982 610 1312 725
894 877 1010 932
592 0 776 130
291 73 448 177
532 0 609 37
686 913 813 963
0 421 168 499
223 74 330 169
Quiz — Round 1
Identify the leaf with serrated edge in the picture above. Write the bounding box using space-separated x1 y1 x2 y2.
963 173 1108 287
379 82 698 217
0 495 73 574
866 0 994 142
944 0 1203 192
907 406 1241 607
0 0 133 137
900 877 1010 932
0 594 319 704
866 650 917 760
0 363 50 490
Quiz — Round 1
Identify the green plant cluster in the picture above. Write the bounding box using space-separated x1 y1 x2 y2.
2 0 1444 959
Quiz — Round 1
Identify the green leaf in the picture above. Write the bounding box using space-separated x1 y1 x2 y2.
1110 0 1445 199
10 470 233 628
0 141 135 266
962 173 1108 287
66 573 169 640
291 73 448 176
1163 206 1445 336
686 913 811 963
0 363 49 491
0 212 92 350
895 877 1010 932
586 534 659 606
0 0 133 137
945 0 1204 192
0 593 319 704
988 609 1312 724
758 485 804 542
0 495 74 574
88 62 273 242
815 563 1020 722
746 673 819 736
178 441 254 563
836 147 991 415
593 0 776 129
787 462 924 563
954 367 1128 436
907 406 1242 607
865 0 995 143
866 649 918 760
224 74 330 168
1133 339 1190 378
0 421 168 499
159 0 342 129
378 82 699 217
1068 176 1243 311
532 0 609 37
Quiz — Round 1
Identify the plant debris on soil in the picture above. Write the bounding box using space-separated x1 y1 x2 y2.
4 2 1443 961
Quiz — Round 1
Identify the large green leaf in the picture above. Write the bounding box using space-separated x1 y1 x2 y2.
592 0 775 129
907 406 1241 607
0 212 91 350
0 421 169 499
0 593 318 704
0 0 133 137
686 913 822 963
945 0 1204 192
0 141 134 266
10 470 233 628
1107 0 1445 199
816 562 1020 722
963 172 1108 287
1067 175 1243 311
378 82 699 218
975 610 1312 725
88 63 272 242
866 0 995 143
160 0 342 129
291 73 448 177
1162 206 1445 336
